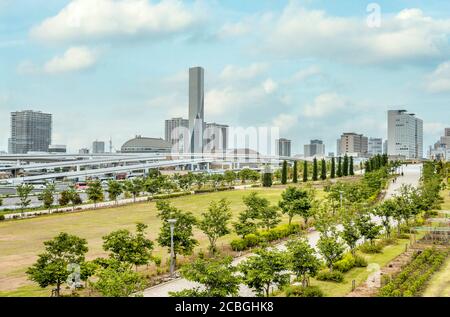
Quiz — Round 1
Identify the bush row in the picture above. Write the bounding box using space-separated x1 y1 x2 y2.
149 192 192 201
284 285 324 297
193 187 234 194
378 248 448 297
230 224 301 251
333 253 368 273
316 270 344 283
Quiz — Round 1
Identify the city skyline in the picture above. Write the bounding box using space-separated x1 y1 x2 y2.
1 1 450 153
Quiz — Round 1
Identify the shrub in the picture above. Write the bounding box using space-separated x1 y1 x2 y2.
285 285 324 297
230 239 248 252
378 238 398 248
354 254 368 268
334 253 356 273
0 214 5 221
316 270 344 283
359 242 383 254
151 192 192 200
244 234 260 248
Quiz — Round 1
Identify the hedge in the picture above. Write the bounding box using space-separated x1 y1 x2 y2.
285 285 324 297
316 270 344 283
333 253 368 273
193 187 234 194
230 224 301 251
378 248 448 297
149 192 192 201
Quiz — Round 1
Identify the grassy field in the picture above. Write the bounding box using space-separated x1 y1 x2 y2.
422 256 450 297
1 186 323 296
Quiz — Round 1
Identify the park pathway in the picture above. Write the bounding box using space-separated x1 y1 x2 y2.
143 164 422 297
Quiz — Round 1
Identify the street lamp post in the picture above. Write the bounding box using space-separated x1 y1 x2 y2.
168 219 177 278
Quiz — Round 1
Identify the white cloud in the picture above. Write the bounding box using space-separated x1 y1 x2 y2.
220 63 268 81
425 61 450 93
262 78 278 94
290 65 322 82
218 21 251 38
31 0 198 43
303 93 347 118
43 46 98 74
272 113 298 132
243 3 450 65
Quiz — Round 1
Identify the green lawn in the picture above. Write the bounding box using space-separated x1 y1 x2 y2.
1 187 315 296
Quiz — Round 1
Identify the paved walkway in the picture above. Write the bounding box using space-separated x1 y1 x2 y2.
143 164 423 297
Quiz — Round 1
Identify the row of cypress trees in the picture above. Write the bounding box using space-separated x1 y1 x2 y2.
279 154 355 184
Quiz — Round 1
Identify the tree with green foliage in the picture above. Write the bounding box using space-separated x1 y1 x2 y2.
91 259 144 297
156 201 198 263
198 199 232 253
16 183 34 214
303 161 308 182
292 161 298 183
373 200 396 238
262 172 273 187
281 161 288 184
349 156 355 176
26 233 88 297
343 155 349 177
341 218 361 255
312 158 318 181
86 180 104 207
58 189 71 207
356 213 382 245
286 238 321 287
41 183 56 210
238 248 290 297
278 187 313 226
331 157 336 179
170 256 241 297
124 178 144 202
320 159 327 180
317 228 345 271
337 157 343 177
244 192 280 231
107 180 123 205
102 223 154 270
224 170 236 186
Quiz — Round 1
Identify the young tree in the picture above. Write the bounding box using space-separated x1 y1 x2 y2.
343 155 349 177
349 156 355 176
102 223 154 270
107 180 123 205
293 161 298 183
58 189 71 207
244 192 280 231
373 200 396 238
278 187 313 226
16 183 34 214
356 213 382 245
169 256 241 297
239 248 290 297
41 183 56 211
92 259 144 297
286 238 321 287
124 178 144 202
320 159 327 180
198 199 232 253
156 201 198 263
224 171 236 186
262 172 273 188
68 186 82 207
281 161 288 185
303 161 308 182
341 218 361 255
26 233 88 297
337 157 343 178
331 157 336 179
317 228 345 271
86 180 104 207
312 158 318 181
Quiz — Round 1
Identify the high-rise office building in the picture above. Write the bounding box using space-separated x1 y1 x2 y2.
205 123 229 154
368 138 383 157
79 148 90 154
337 133 368 157
92 140 105 154
276 138 292 157
189 67 205 155
304 139 325 158
8 110 52 154
387 110 423 159
165 117 189 153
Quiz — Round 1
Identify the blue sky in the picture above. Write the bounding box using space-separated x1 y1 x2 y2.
1 0 450 154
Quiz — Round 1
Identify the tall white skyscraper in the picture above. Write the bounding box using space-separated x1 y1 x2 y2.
189 67 205 155
387 110 423 159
